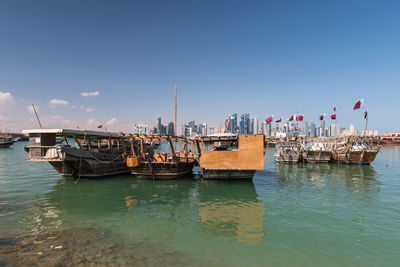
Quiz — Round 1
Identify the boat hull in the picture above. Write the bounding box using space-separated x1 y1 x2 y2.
0 141 15 148
30 146 129 178
274 154 299 163
201 169 256 179
332 148 380 164
302 151 332 163
50 159 129 177
129 162 194 179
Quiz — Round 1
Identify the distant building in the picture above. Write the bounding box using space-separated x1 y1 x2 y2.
226 113 238 133
167 122 174 135
201 124 207 136
320 120 326 137
252 117 259 134
215 124 221 134
262 121 268 136
133 124 149 135
310 122 316 137
209 126 215 135
349 124 356 135
303 121 309 137
330 124 337 137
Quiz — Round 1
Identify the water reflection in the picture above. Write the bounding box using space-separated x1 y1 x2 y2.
26 175 197 234
275 163 379 192
273 163 381 233
196 180 265 245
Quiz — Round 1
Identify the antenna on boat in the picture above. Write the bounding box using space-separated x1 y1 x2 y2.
32 104 43 129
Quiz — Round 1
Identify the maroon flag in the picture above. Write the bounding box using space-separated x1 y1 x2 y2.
265 116 273 124
97 124 102 129
289 115 294 121
225 119 230 130
319 114 326 120
331 114 336 120
276 118 282 123
296 115 304 121
364 110 368 119
353 99 363 110
334 107 336 112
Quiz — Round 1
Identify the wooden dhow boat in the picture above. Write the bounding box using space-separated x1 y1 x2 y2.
22 129 131 178
301 139 332 163
331 136 380 164
124 134 196 179
199 134 265 179
274 140 300 163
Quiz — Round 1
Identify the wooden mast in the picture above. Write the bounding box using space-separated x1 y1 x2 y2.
32 104 42 129
174 83 177 136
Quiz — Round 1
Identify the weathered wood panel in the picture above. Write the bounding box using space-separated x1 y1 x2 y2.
200 134 264 170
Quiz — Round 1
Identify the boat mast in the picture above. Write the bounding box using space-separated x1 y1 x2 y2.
174 83 177 137
32 104 43 129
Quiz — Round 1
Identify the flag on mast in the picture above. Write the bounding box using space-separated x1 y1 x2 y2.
331 114 336 120
364 110 368 119
296 115 304 121
353 98 364 110
265 116 273 124
276 118 282 123
319 113 326 120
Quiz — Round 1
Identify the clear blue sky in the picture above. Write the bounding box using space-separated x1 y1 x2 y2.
0 0 399 133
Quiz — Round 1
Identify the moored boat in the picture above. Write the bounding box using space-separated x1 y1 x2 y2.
331 137 380 164
199 134 265 179
274 141 300 163
379 133 400 145
301 141 332 163
125 135 196 179
22 129 130 178
0 136 16 148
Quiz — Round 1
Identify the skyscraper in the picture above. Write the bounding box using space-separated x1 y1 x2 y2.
310 122 316 137
303 121 309 137
320 120 326 137
262 121 268 135
167 122 174 135
253 117 259 134
215 124 221 134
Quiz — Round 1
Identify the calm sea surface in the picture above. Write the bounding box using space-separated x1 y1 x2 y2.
1 141 400 266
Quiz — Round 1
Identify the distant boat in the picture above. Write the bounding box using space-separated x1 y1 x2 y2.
379 133 400 145
331 137 380 165
0 136 16 148
275 141 300 163
301 141 332 163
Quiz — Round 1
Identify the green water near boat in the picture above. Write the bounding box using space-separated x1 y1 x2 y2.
1 142 400 266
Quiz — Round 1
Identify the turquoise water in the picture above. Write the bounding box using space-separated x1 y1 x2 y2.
1 142 400 266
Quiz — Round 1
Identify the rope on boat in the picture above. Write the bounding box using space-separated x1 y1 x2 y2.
74 156 82 184
86 153 123 164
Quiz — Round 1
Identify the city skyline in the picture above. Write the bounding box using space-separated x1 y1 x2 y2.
1 0 399 133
